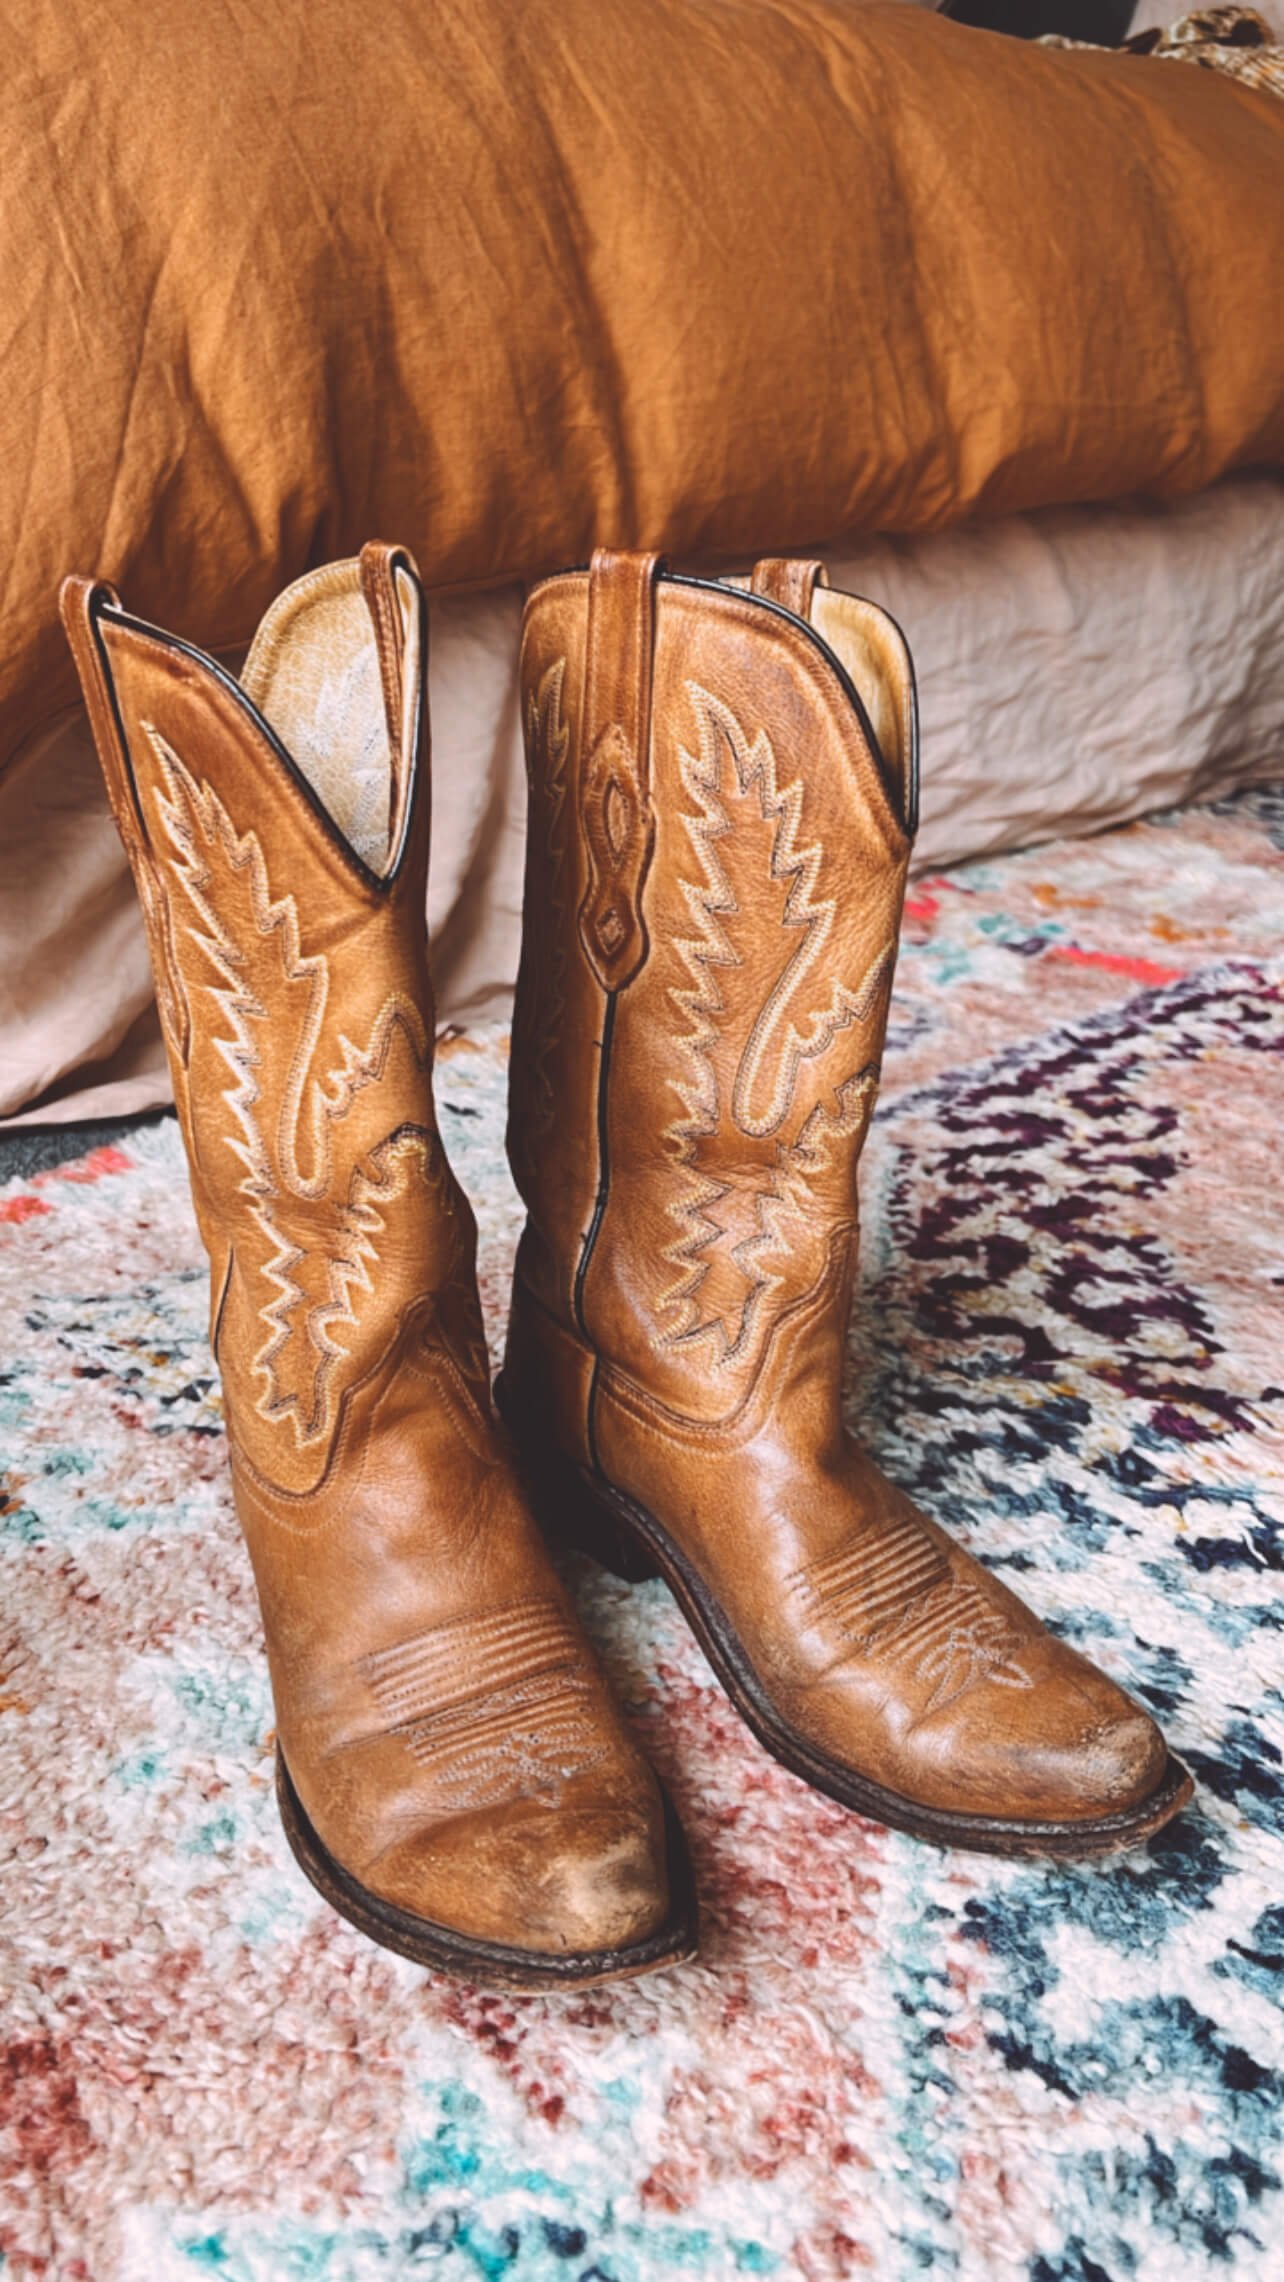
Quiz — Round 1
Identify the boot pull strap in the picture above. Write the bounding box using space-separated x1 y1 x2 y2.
750 557 829 618
578 547 665 993
59 574 144 851
60 573 193 1067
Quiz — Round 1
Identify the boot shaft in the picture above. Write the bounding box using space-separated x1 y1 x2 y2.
508 551 918 1431
62 548 484 1497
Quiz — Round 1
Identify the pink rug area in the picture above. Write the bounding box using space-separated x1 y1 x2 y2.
2 790 1282 2281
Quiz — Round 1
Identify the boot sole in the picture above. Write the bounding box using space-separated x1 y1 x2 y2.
275 1750 698 1989
496 1377 1194 1863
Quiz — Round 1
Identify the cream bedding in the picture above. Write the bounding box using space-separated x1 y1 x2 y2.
3 477 1281 1125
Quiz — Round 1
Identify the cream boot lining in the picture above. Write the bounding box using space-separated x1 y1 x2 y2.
241 557 418 876
810 587 915 829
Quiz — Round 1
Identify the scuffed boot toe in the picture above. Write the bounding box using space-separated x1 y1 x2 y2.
991 1652 1170 1826
276 1741 695 1987
892 1637 1185 1851
369 1791 675 1958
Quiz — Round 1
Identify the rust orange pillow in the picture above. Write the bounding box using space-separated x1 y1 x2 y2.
2 0 1281 777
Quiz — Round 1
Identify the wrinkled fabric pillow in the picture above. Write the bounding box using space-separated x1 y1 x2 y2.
2 0 1281 783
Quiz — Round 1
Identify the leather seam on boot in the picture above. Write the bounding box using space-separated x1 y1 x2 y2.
573 988 619 1350
513 656 571 1145
575 982 621 1479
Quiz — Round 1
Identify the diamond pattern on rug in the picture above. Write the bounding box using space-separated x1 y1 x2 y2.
2 791 1281 2281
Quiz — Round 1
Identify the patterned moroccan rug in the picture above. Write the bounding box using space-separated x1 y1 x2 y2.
2 789 1282 2282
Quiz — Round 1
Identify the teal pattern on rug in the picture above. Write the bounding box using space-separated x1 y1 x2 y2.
2 789 1282 2280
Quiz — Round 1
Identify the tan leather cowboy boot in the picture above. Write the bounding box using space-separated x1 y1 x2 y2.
61 546 695 1983
497 548 1192 1858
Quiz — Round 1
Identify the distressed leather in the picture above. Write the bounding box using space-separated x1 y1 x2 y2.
61 547 676 1961
504 549 1181 1835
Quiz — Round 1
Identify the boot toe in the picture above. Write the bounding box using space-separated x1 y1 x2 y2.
998 1662 1168 1826
363 1786 674 1958
911 1648 1170 1828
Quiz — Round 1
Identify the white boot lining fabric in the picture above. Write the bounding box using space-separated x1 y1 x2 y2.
239 558 409 877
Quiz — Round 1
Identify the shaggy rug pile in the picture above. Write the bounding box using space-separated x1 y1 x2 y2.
2 790 1282 2282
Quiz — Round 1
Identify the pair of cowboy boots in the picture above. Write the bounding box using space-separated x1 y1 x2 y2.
63 544 1191 1989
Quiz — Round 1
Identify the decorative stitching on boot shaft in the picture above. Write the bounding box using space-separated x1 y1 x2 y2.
144 725 443 1452
658 682 893 1367
577 722 655 992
